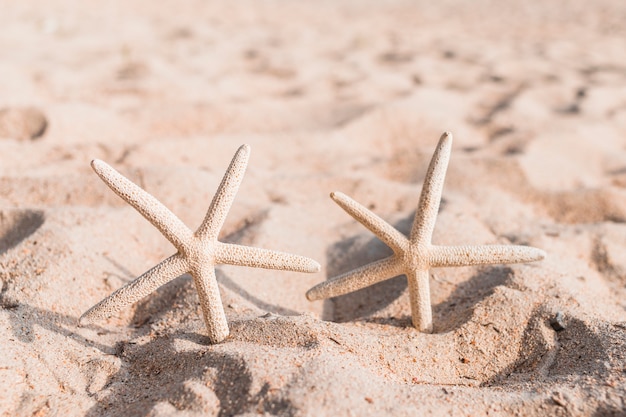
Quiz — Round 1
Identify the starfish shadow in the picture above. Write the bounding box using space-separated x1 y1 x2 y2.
0 209 45 255
129 272 200 328
431 266 513 333
216 270 300 316
102 255 137 284
2 302 113 353
85 335 296 417
322 214 413 322
357 266 513 332
127 268 299 330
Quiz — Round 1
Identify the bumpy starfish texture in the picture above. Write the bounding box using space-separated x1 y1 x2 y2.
80 144 320 344
306 132 545 333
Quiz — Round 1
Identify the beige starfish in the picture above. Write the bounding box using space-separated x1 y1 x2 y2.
306 132 545 333
80 144 320 344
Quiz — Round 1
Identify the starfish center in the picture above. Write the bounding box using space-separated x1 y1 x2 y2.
185 238 217 269
403 244 430 270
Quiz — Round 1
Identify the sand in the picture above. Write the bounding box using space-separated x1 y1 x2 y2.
1 0 626 415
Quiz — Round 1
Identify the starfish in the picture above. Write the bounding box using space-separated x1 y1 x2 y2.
306 132 545 333
80 144 320 344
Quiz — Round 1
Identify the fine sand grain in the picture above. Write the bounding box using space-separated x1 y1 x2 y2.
1 1 626 416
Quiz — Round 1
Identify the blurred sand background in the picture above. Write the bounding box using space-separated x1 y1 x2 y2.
1 0 626 415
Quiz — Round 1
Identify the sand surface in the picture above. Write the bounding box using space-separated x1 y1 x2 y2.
1 0 626 415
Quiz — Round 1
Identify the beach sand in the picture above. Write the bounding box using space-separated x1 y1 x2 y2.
1 0 626 415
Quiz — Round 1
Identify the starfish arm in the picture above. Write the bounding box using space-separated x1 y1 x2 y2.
305 256 403 301
330 191 409 253
79 254 188 325
196 144 250 240
410 132 453 245
429 244 546 268
91 160 194 252
189 265 229 344
215 243 320 273
406 269 433 333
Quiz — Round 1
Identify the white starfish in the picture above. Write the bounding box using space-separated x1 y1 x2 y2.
80 144 320 344
306 132 545 333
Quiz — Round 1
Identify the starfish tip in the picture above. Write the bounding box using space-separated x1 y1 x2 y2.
238 143 252 154
535 248 547 260
305 289 318 301
77 313 91 327
329 191 345 201
90 159 107 173
440 131 453 143
309 261 322 273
